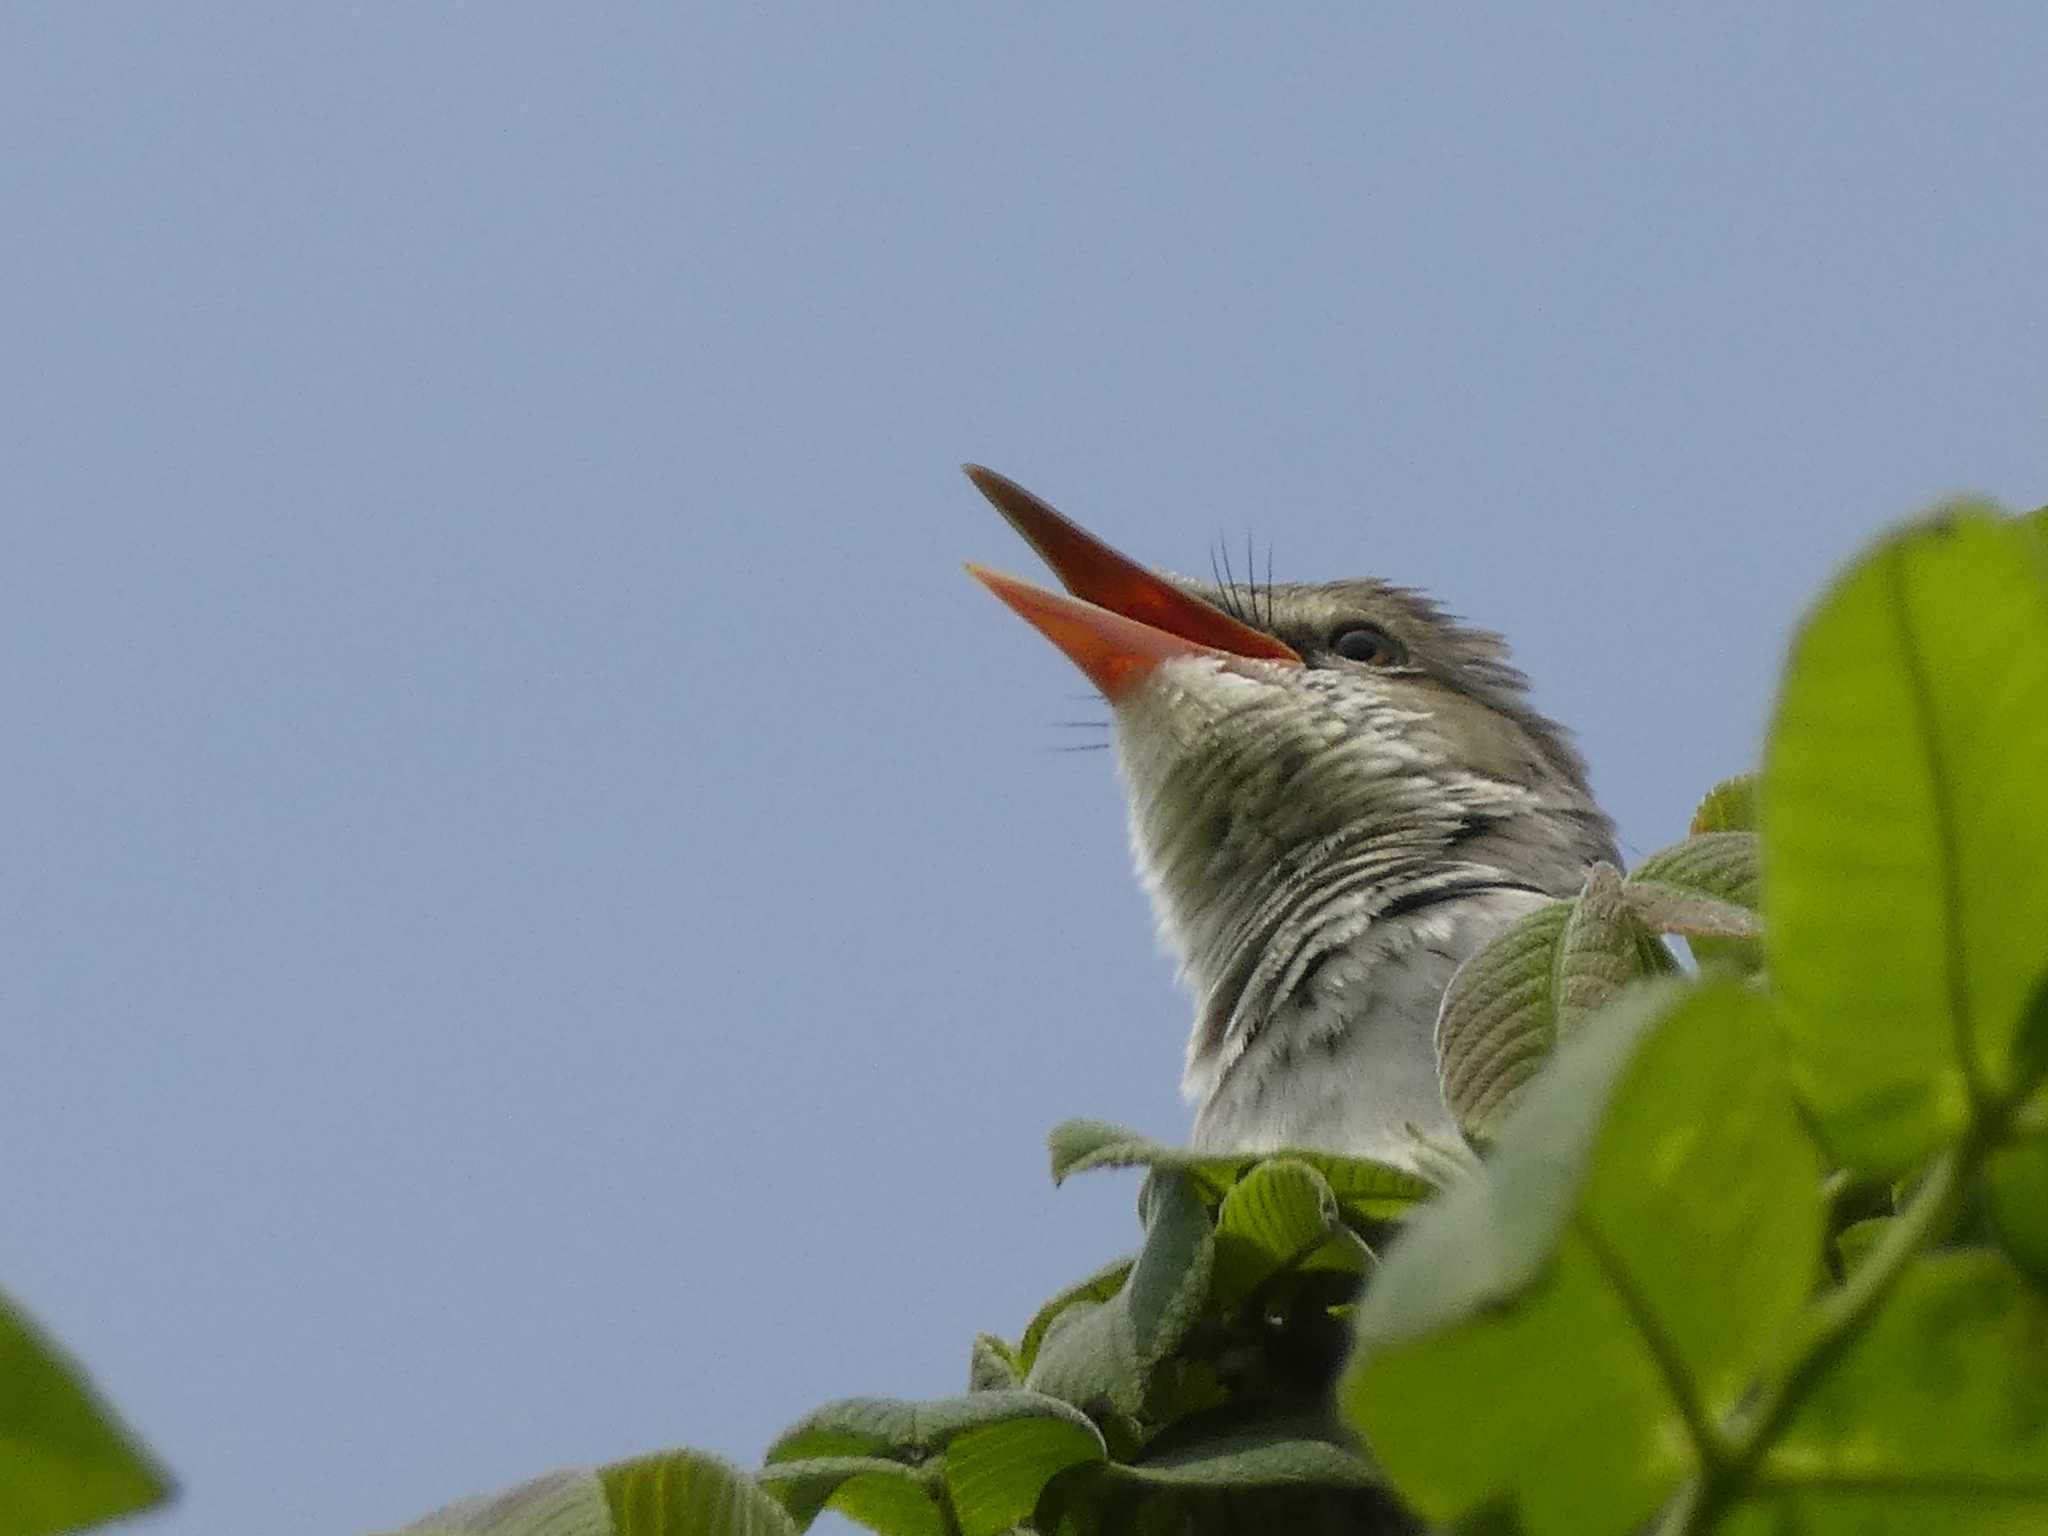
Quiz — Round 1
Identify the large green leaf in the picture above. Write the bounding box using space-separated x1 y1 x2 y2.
1343 983 1824 1536
1026 1172 1215 1415
0 1295 170 1536
1046 1120 1427 1218
396 1469 613 1536
606 1455 804 1536
1435 865 1667 1141
1738 1252 2048 1531
1763 506 2048 1172
400 1456 800 1536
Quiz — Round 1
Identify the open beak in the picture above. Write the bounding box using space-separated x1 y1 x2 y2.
963 465 1302 702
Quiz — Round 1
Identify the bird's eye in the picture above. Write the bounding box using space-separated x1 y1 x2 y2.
1331 624 1405 667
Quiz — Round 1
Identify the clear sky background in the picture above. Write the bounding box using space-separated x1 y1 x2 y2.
4 7 2044 1534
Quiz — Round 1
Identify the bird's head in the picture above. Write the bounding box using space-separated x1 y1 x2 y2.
964 467 1616 1098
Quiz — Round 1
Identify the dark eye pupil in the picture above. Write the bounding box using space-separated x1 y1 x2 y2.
1333 625 1401 665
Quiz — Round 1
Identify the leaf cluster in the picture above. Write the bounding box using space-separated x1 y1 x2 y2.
1345 503 2048 1534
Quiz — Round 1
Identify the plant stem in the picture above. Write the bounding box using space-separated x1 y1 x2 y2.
1651 1135 1984 1535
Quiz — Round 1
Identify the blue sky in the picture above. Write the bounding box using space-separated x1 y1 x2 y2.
3 7 2044 1533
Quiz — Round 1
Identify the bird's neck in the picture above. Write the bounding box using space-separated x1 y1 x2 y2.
1185 884 1559 1168
1113 707 1611 1143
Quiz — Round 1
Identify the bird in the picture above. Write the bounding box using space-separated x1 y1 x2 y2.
964 466 1617 1173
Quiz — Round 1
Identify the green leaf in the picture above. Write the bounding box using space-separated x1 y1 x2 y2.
1689 774 1759 834
394 1468 614 1536
1435 866 1668 1141
944 1413 1107 1536
1016 1256 1133 1376
1763 506 2048 1172
763 1395 1101 1534
1306 1153 1436 1225
1026 1173 1215 1415
968 1333 1022 1393
1630 832 1762 911
1344 983 1824 1536
754 1459 940 1536
1746 1252 2048 1532
766 1391 1097 1465
1103 1410 1378 1492
1627 831 1763 973
0 1294 170 1536
603 1454 804 1536
1039 1412 1393 1536
1617 879 1760 939
1209 1158 1360 1308
1984 1138 2048 1290
1434 902 1570 1140
1045 1119 1427 1217
1552 864 1665 1039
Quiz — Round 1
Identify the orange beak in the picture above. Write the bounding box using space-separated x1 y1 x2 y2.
963 466 1303 702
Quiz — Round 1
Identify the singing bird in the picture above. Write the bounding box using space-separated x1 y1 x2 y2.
965 467 1616 1173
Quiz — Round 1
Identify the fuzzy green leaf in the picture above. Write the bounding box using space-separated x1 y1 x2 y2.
0 1295 170 1536
1436 866 1668 1141
1554 864 1660 1039
1103 1411 1378 1492
1344 983 1824 1536
968 1334 1023 1393
1630 832 1762 911
1628 830 1763 972
1026 1173 1214 1415
1015 1257 1133 1377
1045 1120 1427 1218
1763 505 2048 1172
766 1391 1096 1466
395 1469 614 1536
1434 902 1570 1140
